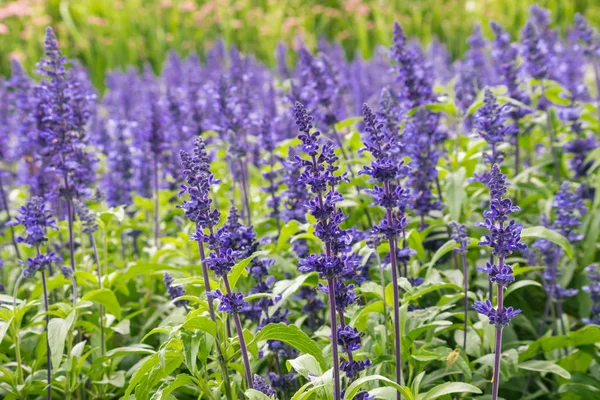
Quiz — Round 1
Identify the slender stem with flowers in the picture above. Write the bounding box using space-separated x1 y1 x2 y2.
473 164 525 400
294 102 362 399
9 198 61 400
179 138 235 399
359 104 410 397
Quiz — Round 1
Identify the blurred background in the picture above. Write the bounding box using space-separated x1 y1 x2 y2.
1 0 599 89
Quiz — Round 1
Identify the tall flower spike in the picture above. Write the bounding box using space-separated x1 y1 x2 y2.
531 182 585 340
359 103 406 396
294 101 361 399
163 272 188 309
473 164 524 400
473 88 518 169
10 196 59 399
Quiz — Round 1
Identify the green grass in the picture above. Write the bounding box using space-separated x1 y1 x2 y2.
1 0 599 88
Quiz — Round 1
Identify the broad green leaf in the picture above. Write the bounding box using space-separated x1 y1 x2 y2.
82 289 121 319
418 382 482 400
158 374 198 399
518 360 571 379
343 375 413 400
351 301 384 332
521 226 573 258
286 354 323 379
520 325 600 361
48 312 75 370
183 314 217 337
558 383 600 396
251 323 326 369
228 251 268 290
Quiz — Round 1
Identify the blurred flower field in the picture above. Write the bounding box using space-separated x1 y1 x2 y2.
1 1 600 400
1 0 599 87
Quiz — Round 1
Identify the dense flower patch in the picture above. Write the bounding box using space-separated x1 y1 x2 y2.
0 5 599 400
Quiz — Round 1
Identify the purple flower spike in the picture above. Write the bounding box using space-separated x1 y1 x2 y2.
163 272 188 308
473 300 522 328
253 374 276 397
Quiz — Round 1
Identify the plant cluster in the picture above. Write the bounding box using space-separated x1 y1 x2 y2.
0 5 599 400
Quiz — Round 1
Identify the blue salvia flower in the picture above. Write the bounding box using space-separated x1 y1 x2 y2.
253 374 277 398
533 182 586 301
583 264 600 325
10 197 58 247
473 89 518 167
269 371 296 394
74 200 98 234
564 136 598 179
427 38 453 84
163 272 188 308
103 120 134 207
276 42 290 79
33 27 97 200
572 13 600 58
455 24 492 115
521 21 550 81
473 164 524 399
553 29 589 103
293 101 359 397
474 164 524 308
376 88 403 152
403 108 445 221
390 22 434 109
258 118 284 230
450 222 469 254
490 22 530 114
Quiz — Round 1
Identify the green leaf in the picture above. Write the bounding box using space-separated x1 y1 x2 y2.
158 374 198 399
404 282 462 302
251 323 326 369
245 389 275 400
558 383 600 396
521 226 573 258
350 301 384 332
0 317 12 346
82 288 121 319
48 312 75 370
105 345 155 358
418 382 482 400
520 325 600 361
504 280 542 299
343 375 413 400
286 354 323 379
518 360 571 379
544 86 571 106
182 314 217 337
228 251 268 290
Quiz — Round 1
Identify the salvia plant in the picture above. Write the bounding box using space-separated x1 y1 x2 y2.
0 7 599 400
